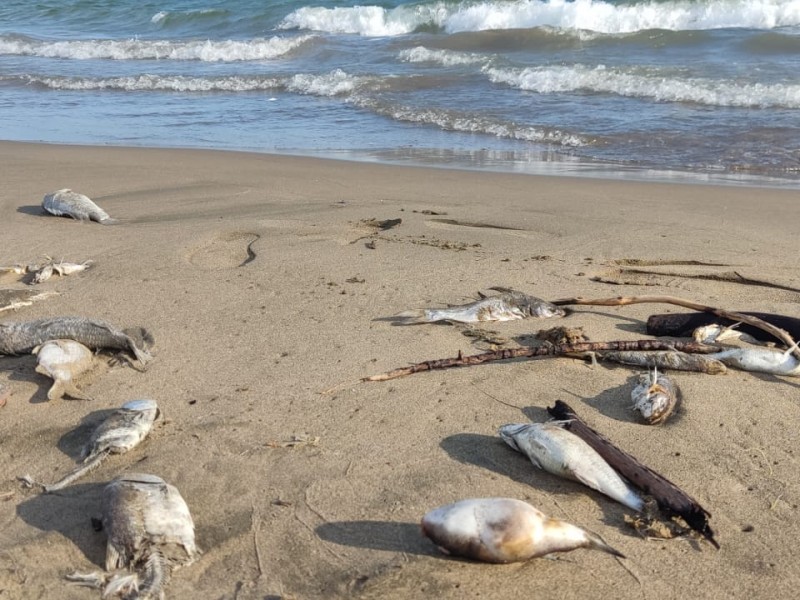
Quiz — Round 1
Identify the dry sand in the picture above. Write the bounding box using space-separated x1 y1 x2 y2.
1 140 799 599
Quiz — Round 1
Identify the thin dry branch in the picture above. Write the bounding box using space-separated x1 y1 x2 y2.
551 294 800 360
363 340 718 382
548 400 718 549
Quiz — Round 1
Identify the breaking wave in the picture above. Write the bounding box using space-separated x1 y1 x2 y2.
485 64 800 108
280 0 800 37
0 34 315 61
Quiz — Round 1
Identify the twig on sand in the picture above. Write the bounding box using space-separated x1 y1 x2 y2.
551 294 800 360
361 340 718 383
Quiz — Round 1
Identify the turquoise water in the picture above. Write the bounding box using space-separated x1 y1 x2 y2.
2 0 800 185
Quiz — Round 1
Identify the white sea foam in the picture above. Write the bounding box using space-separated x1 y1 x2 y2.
398 46 490 67
279 3 446 36
485 64 800 108
285 69 366 96
281 0 800 36
25 69 367 97
359 100 586 146
0 35 315 61
25 74 282 92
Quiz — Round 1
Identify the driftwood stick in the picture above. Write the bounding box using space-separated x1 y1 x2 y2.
548 400 718 549
552 294 800 360
363 340 719 382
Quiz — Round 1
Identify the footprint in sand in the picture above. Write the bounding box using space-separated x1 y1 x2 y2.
188 231 260 269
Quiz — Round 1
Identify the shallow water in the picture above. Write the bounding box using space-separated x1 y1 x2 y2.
2 0 799 186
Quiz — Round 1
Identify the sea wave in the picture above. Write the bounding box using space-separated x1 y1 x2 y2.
485 64 800 108
0 34 315 61
357 98 588 146
398 46 490 67
280 0 800 37
17 69 369 96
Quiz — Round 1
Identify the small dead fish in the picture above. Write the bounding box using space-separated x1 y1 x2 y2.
30 259 93 284
599 350 726 374
693 323 761 346
33 399 161 493
42 189 117 225
396 291 565 324
67 473 199 599
630 366 680 425
499 422 644 512
33 339 95 401
0 316 153 367
710 343 800 376
421 497 623 563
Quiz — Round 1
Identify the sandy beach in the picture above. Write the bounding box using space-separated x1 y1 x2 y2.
2 140 800 599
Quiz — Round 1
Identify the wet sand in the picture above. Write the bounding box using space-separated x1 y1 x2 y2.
1 141 799 599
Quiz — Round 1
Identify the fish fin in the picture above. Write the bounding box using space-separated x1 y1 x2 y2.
392 309 429 324
98 218 119 226
102 572 139 598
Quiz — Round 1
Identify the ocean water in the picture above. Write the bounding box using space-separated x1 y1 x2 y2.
2 0 800 186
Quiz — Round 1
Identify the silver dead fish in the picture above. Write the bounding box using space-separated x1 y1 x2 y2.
0 316 153 367
30 400 161 493
692 323 761 346
33 339 96 401
31 259 93 284
499 422 644 512
421 497 623 563
630 366 680 425
396 290 565 324
42 189 117 225
709 343 800 377
68 473 199 599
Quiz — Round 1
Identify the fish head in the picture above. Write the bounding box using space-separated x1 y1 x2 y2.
121 399 160 423
528 300 566 319
498 423 534 451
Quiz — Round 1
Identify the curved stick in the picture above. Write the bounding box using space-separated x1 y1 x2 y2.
552 295 800 360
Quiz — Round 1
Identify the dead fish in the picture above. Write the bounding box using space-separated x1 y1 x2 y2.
599 350 726 374
39 400 160 493
499 422 644 512
67 473 199 599
30 259 93 284
709 343 800 377
396 291 565 324
630 366 680 425
0 316 152 367
21 400 160 491
421 497 623 563
693 323 761 346
42 189 117 225
33 339 95 401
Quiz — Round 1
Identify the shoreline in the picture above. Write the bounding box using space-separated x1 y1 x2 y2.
2 140 800 599
5 138 800 191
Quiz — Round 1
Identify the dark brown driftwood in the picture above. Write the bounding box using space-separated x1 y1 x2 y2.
647 311 800 344
362 340 719 382
548 400 718 548
551 294 800 361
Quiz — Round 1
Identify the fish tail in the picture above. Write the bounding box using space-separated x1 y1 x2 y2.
44 451 109 493
98 218 119 226
584 531 626 559
393 309 430 324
